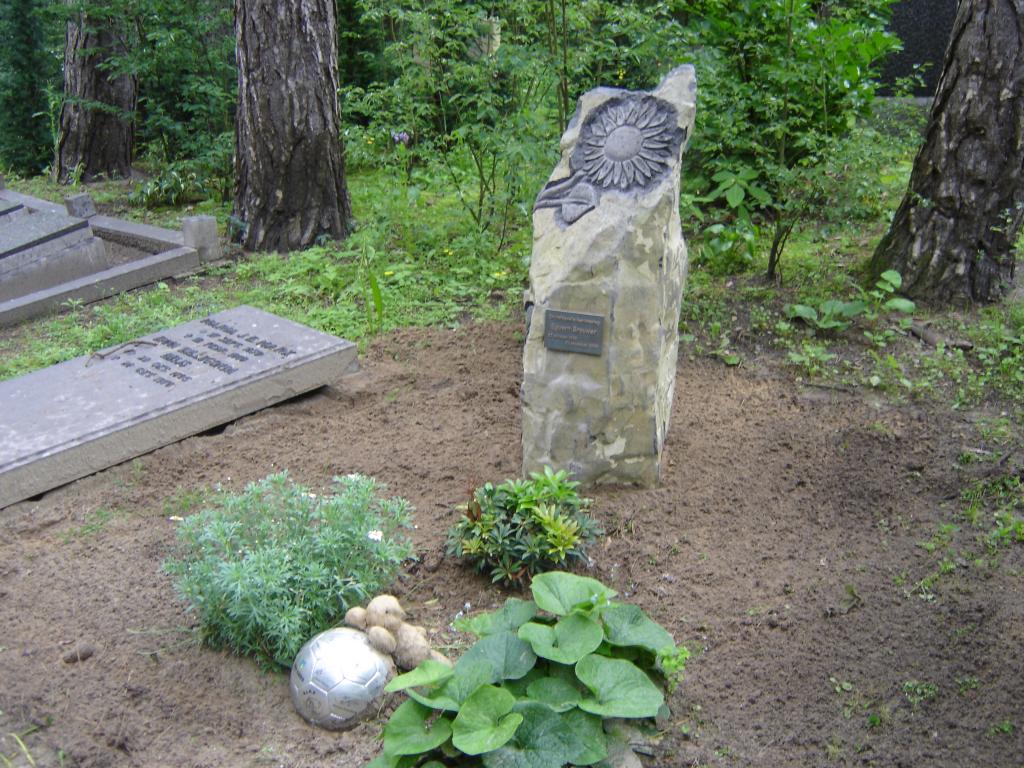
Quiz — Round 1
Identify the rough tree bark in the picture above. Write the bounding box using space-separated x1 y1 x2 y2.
871 0 1024 305
233 0 351 252
56 13 136 183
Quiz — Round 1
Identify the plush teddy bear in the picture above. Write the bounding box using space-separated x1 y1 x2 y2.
344 594 451 671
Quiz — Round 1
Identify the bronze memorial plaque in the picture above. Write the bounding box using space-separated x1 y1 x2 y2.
543 309 604 356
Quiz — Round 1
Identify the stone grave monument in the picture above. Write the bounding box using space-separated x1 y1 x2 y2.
521 65 696 487
0 306 356 509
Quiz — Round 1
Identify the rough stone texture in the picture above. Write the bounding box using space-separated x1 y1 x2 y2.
89 214 184 254
0 212 110 303
521 65 696 487
64 193 97 219
182 215 221 262
0 211 89 256
0 306 357 508
0 202 26 224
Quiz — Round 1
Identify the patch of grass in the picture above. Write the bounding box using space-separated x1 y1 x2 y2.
961 474 1024 552
917 522 958 554
62 507 120 542
163 487 209 518
0 279 239 381
0 730 39 768
0 169 528 382
0 166 529 382
679 270 733 340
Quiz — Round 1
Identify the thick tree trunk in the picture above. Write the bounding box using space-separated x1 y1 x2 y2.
871 0 1024 305
56 15 136 183
233 0 351 252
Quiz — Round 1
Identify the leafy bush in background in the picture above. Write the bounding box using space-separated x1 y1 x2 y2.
680 0 899 277
341 0 684 239
129 131 233 207
164 472 414 669
447 468 602 586
371 571 689 768
0 0 58 174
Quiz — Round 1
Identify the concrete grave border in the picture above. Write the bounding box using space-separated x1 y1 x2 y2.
0 185 220 327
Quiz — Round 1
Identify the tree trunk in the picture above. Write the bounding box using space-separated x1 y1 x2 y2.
56 13 136 183
870 0 1024 305
233 0 351 252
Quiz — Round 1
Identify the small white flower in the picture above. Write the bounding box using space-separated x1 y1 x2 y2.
367 530 383 542
346 473 361 481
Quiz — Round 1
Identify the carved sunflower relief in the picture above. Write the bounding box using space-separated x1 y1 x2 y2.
534 94 686 227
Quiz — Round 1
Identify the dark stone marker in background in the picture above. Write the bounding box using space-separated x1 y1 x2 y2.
880 0 958 97
0 306 357 509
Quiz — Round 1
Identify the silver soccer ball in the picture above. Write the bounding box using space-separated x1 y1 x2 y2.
290 627 392 730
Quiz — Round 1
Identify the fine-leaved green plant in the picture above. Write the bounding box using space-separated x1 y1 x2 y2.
370 571 689 768
446 467 602 585
164 471 414 669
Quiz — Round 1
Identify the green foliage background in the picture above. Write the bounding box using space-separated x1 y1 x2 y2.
0 0 58 174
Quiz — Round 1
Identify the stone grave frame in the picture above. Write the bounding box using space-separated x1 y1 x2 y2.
0 180 220 327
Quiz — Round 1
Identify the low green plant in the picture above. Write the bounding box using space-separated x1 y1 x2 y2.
786 271 914 336
902 680 938 708
786 299 866 334
164 472 414 669
129 166 208 208
370 571 688 768
698 166 772 224
988 720 1015 737
446 468 602 586
956 676 980 694
917 523 958 554
693 221 759 276
861 270 916 319
787 340 836 377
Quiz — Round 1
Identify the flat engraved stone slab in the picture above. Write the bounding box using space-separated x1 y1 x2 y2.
0 306 357 509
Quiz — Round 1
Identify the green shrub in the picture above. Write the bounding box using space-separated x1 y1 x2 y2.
164 472 414 669
693 221 759 276
446 468 602 586
680 0 899 277
371 571 689 768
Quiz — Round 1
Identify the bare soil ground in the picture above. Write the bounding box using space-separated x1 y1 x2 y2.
1 320 1022 767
